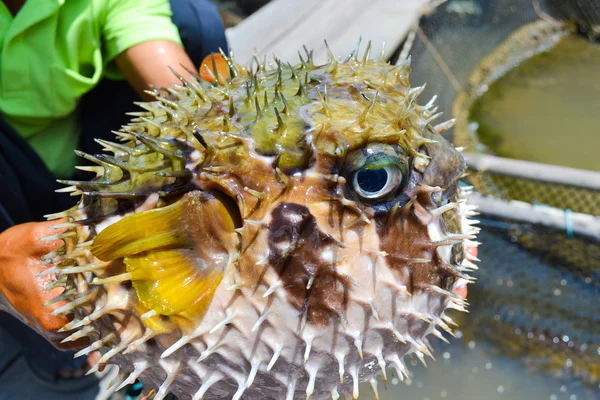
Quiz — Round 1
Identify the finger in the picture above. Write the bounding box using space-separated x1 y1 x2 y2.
33 219 69 255
452 278 468 299
87 351 101 368
199 53 229 84
86 351 106 373
466 245 478 259
37 283 72 332
36 304 70 333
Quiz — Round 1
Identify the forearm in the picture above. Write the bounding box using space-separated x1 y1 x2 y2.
115 40 197 101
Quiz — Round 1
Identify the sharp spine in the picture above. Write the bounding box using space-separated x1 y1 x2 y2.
52 288 98 316
267 346 282 371
43 288 76 306
375 349 387 381
263 280 282 298
40 232 76 242
306 366 318 399
124 329 156 354
246 361 260 387
209 309 235 334
370 378 380 400
387 353 408 381
91 273 133 285
331 387 340 400
251 308 270 332
303 334 314 363
74 332 116 358
115 361 149 391
60 325 95 343
350 365 360 399
153 362 182 400
430 201 458 217
335 352 345 383
285 378 297 400
192 372 223 400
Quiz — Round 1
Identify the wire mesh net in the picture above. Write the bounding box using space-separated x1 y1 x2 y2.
395 0 600 396
468 171 600 216
401 0 544 121
543 0 600 38
461 220 600 387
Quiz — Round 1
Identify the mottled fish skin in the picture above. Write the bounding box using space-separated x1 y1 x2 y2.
42 43 478 399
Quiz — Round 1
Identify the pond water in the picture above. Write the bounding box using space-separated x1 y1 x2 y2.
358 225 600 400
367 338 599 400
468 34 600 171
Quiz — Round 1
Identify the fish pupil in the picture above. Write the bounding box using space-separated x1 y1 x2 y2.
356 168 388 194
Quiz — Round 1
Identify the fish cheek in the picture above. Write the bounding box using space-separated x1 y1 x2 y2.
267 203 348 326
367 167 432 291
421 128 466 190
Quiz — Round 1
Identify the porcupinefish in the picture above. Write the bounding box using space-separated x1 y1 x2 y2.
42 41 479 399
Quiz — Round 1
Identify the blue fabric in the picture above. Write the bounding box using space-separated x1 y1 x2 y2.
0 313 80 383
170 0 229 67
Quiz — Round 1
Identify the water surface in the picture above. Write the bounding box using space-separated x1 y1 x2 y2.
469 34 600 171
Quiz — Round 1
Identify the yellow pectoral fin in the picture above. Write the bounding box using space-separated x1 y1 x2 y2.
125 249 224 320
133 303 175 334
91 190 239 262
90 190 240 328
91 200 188 261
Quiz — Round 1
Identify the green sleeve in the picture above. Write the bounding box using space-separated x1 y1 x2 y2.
101 0 183 79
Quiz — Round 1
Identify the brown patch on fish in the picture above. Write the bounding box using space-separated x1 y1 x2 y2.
375 184 457 298
377 208 438 292
268 203 350 325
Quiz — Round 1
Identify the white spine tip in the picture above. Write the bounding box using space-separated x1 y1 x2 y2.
141 309 159 320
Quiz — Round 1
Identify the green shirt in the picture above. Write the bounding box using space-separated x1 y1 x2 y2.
0 0 182 178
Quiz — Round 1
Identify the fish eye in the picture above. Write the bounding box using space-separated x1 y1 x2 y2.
352 165 403 199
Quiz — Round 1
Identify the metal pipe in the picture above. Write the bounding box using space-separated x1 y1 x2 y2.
463 153 600 191
470 193 600 241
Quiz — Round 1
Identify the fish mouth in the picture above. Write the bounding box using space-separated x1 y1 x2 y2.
212 189 244 230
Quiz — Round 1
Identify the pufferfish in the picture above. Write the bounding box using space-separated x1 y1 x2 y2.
42 41 480 400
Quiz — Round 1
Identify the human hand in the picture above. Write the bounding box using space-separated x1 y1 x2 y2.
453 246 478 299
0 220 82 349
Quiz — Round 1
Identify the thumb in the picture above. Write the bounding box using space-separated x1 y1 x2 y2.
31 219 69 256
